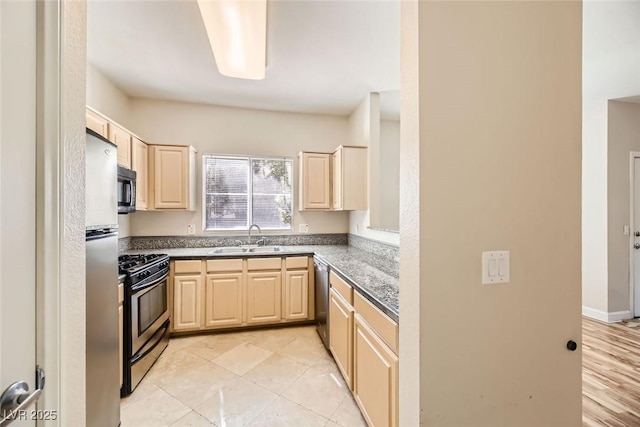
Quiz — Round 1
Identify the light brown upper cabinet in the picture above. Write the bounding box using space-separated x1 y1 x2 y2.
149 145 197 210
299 152 331 210
332 145 368 211
85 108 109 139
108 123 132 169
131 137 148 210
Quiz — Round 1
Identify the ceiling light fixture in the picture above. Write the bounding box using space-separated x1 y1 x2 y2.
196 0 267 80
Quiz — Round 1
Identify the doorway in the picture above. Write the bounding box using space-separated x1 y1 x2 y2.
630 153 640 317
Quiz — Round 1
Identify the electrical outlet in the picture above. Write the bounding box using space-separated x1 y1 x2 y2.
187 224 196 235
299 224 309 233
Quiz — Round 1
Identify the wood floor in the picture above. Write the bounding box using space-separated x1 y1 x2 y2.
583 317 640 426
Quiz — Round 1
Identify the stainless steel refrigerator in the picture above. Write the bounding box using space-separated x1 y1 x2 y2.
85 129 120 427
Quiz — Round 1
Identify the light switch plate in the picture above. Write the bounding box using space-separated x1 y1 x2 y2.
482 251 510 284
187 224 196 235
299 224 309 233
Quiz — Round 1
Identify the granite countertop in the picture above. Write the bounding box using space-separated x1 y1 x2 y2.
123 245 399 322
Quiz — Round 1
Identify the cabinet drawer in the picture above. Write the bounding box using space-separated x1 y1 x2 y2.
354 292 398 354
206 258 243 273
330 271 353 305
118 283 124 305
247 257 282 271
174 260 202 274
285 256 308 270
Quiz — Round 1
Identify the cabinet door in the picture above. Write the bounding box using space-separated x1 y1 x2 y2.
173 275 202 331
108 124 132 169
86 108 109 138
284 270 309 320
246 272 282 324
153 145 189 209
354 314 398 427
205 273 243 328
332 147 343 210
299 152 331 210
329 288 354 390
131 137 148 210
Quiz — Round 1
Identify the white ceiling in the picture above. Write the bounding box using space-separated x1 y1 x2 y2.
87 0 400 119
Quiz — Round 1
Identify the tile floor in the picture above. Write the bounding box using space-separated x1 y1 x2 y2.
120 325 367 427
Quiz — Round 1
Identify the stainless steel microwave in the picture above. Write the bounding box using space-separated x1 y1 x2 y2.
117 165 136 214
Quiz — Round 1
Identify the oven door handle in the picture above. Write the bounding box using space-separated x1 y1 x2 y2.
130 270 169 293
131 320 170 365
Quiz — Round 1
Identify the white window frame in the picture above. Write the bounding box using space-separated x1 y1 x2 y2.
202 154 294 232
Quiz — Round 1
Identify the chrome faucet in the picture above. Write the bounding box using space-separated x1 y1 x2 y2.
248 224 261 246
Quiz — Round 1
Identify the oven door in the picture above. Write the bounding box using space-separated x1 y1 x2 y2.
130 271 169 356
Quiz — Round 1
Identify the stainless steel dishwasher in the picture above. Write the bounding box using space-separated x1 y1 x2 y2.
314 256 330 349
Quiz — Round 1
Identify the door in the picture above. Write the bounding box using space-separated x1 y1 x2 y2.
300 152 331 210
284 270 309 320
353 315 398 427
1 1 41 425
246 272 282 324
131 137 148 210
153 145 188 209
204 273 244 327
329 289 354 390
85 108 109 138
173 275 202 331
634 157 640 317
108 124 131 169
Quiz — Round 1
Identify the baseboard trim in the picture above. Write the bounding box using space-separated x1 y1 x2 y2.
582 306 633 323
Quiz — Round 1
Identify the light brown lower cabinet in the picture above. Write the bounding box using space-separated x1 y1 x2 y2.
204 273 243 328
329 288 354 390
353 314 399 427
284 270 309 320
247 272 282 324
170 257 313 333
173 274 202 331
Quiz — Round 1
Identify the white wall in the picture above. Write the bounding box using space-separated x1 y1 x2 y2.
607 101 640 314
86 63 132 237
348 94 400 246
583 1 640 316
128 98 350 236
400 1 582 425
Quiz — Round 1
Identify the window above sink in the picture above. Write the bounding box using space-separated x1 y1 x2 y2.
202 155 293 232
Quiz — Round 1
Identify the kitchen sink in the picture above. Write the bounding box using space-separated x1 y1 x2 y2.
247 246 282 253
208 246 281 254
209 247 248 254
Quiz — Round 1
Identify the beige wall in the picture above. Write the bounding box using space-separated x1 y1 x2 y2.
60 2 89 420
583 0 640 316
348 94 400 246
379 119 400 231
128 98 350 236
607 101 640 313
86 63 132 237
86 63 132 128
400 2 582 425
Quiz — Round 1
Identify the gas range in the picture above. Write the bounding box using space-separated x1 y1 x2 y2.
118 253 170 289
118 252 171 396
